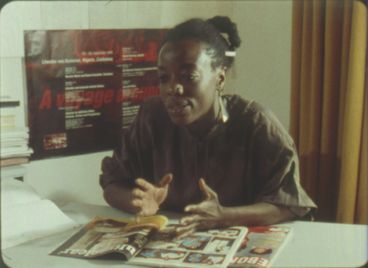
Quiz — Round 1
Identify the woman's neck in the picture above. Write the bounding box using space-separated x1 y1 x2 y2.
186 98 221 139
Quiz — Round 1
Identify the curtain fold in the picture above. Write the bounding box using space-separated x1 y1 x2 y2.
290 0 367 223
317 0 344 220
336 0 367 223
355 76 367 224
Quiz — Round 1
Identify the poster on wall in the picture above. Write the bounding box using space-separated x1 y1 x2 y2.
24 29 166 160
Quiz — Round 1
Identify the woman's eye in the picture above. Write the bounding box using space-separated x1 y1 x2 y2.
183 73 199 82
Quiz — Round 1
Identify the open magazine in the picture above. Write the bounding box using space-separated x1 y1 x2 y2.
230 225 292 268
50 216 248 268
50 215 168 260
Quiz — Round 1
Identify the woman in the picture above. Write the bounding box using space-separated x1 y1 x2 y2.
100 16 316 234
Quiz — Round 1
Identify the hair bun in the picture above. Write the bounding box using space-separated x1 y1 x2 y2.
206 16 241 50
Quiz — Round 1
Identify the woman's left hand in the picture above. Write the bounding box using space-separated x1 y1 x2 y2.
177 178 226 236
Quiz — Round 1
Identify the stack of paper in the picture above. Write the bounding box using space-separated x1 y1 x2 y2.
0 97 33 167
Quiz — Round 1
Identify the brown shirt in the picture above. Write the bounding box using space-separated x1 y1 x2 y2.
100 95 316 217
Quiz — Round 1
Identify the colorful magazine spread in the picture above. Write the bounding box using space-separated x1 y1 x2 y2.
230 225 292 268
50 217 247 268
130 224 247 268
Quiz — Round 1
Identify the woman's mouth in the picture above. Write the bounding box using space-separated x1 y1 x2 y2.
167 100 191 116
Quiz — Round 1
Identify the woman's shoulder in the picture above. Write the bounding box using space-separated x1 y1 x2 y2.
225 94 293 145
225 94 271 122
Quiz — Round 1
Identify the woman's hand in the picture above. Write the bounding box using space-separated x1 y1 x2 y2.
131 173 173 216
177 178 226 236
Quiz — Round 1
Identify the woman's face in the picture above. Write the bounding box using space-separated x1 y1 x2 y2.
158 39 224 126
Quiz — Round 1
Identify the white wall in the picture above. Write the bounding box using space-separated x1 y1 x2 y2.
0 0 292 205
230 1 292 127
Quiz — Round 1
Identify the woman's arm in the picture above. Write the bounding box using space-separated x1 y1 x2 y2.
103 181 140 214
177 179 295 235
103 174 173 216
218 202 295 227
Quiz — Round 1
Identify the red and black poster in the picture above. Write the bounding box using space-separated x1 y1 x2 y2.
24 29 166 159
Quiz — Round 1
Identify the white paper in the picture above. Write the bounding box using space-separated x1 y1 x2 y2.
2 199 78 249
1 179 78 249
1 178 41 206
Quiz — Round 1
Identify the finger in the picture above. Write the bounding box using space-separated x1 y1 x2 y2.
180 214 203 225
132 188 146 198
184 203 208 214
134 215 141 223
158 173 173 187
136 205 154 217
135 178 154 191
131 198 143 208
199 178 217 199
137 209 149 217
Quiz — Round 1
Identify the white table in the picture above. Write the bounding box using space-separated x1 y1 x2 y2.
2 202 367 268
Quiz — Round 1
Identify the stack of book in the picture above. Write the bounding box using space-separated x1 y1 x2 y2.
0 97 33 167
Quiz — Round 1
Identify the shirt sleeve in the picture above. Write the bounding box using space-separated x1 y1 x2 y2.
99 102 154 189
250 109 317 218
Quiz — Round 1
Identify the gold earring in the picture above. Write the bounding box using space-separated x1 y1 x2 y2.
217 87 228 123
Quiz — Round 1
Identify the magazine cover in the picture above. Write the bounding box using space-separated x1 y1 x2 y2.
130 224 248 268
50 215 168 260
230 225 292 268
24 29 166 159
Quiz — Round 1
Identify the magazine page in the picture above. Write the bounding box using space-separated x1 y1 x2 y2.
230 225 292 268
129 224 248 268
50 215 168 260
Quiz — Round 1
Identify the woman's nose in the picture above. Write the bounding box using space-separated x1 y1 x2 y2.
168 83 184 96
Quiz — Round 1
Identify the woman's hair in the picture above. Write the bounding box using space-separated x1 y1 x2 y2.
161 16 241 69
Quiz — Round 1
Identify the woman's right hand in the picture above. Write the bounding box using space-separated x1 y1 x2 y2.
131 173 173 216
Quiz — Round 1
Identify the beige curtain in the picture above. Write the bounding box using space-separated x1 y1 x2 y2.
290 0 367 223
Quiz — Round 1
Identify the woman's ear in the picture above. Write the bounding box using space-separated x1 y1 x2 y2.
217 67 227 89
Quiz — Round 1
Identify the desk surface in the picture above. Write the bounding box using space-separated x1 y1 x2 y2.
2 202 367 268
